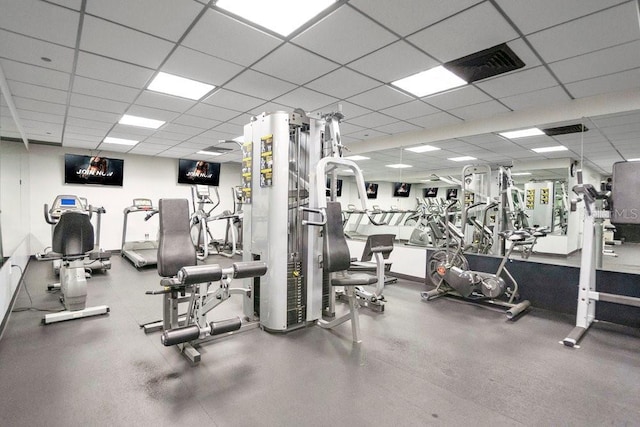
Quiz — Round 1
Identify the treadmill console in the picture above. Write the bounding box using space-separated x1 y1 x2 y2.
133 198 154 210
195 185 210 198
50 195 84 218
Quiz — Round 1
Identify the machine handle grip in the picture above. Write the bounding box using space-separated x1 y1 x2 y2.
43 203 56 224
300 207 326 226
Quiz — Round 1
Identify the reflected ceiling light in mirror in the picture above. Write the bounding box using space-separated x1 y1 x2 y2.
197 150 223 156
499 128 544 139
627 158 640 161
119 114 165 129
103 137 139 146
344 155 370 161
531 146 568 153
511 172 532 176
392 66 466 97
386 164 412 168
406 144 441 153
448 156 476 162
148 72 215 100
216 0 336 36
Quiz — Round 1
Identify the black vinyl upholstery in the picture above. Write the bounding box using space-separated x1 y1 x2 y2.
359 234 395 261
323 202 351 273
157 199 196 278
52 212 94 257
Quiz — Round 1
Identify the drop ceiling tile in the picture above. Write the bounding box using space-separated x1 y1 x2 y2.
549 40 640 85
144 137 179 146
347 85 413 110
476 66 558 99
293 6 398 64
156 147 196 156
80 15 175 68
48 0 82 10
97 143 133 153
127 105 180 122
408 2 518 62
128 144 168 155
75 52 154 88
305 68 380 99
67 106 120 123
0 30 75 73
252 43 340 85
347 112 397 128
349 41 438 82
592 111 640 128
448 100 511 121
65 126 109 137
495 0 627 35
135 91 197 113
499 86 571 110
339 122 366 135
321 101 372 120
423 86 492 111
225 70 296 100
0 59 70 90
408 112 462 128
66 117 112 130
212 122 244 137
249 102 292 116
227 114 253 126
0 0 79 47
374 121 421 134
72 76 140 103
70 93 129 114
172 114 221 130
343 128 389 140
110 124 157 137
158 123 202 137
86 0 202 42
188 103 241 122
379 100 439 120
527 3 640 63
7 80 68 104
64 139 101 149
349 0 482 37
14 97 66 115
183 9 281 66
273 87 338 112
203 89 265 112
163 46 244 87
565 68 640 98
17 110 64 125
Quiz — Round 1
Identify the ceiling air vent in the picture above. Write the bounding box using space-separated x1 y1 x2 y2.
203 145 233 152
542 124 589 136
444 43 525 83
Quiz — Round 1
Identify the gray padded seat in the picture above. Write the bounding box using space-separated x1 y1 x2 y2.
52 211 94 258
157 199 197 278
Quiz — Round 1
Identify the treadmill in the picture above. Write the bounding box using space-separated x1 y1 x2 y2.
121 198 159 268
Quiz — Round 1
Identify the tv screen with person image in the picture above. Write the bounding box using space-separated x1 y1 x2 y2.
178 159 221 186
393 182 411 198
365 182 379 199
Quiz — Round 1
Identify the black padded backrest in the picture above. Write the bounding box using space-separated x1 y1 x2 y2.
323 201 351 272
52 211 94 257
157 199 196 277
359 234 395 261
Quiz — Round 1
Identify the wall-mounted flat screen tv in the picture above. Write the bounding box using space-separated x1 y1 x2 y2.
64 154 124 186
423 187 438 198
446 188 458 200
178 159 221 186
326 179 343 197
365 182 378 199
393 182 411 197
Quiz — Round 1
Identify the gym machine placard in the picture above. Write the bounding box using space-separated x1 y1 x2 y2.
259 135 273 187
241 141 252 204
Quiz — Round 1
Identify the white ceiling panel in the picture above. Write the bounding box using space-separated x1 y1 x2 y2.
203 89 265 112
64 126 109 137
183 9 281 67
565 68 640 98
408 112 462 128
339 122 366 135
527 3 640 63
305 67 380 99
63 139 100 149
70 93 129 114
0 0 79 47
162 46 244 87
252 43 339 85
225 70 296 100
449 100 511 121
110 124 157 137
172 114 221 130
66 117 112 130
188 103 241 122
476 66 558 99
15 97 66 115
293 7 397 65
0 30 75 73
273 87 338 112
72 76 140 103
0 60 70 91
16 109 64 125
67 106 120 123
347 112 397 128
374 121 421 134
349 0 482 37
423 85 492 111
7 80 68 105
408 2 519 62
86 0 202 42
128 144 169 155
97 143 133 153
348 41 438 83
379 101 440 121
342 128 389 140
75 52 154 88
212 122 244 137
80 16 175 69
135 91 196 113
347 86 413 111
157 123 202 137
499 86 571 111
48 0 82 10
144 137 179 146
126 105 180 122
249 102 291 116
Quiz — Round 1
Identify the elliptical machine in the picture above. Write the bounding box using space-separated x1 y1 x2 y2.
421 199 546 319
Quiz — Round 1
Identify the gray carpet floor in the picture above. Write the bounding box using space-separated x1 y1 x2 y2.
1 253 639 426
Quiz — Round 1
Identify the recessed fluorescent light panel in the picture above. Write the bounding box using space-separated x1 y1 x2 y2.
531 146 568 153
627 158 640 162
386 164 412 169
197 150 223 156
119 114 165 129
148 72 215 100
406 145 441 153
216 0 336 36
344 155 370 161
499 128 544 139
103 137 138 146
448 156 476 162
511 172 532 176
392 66 467 97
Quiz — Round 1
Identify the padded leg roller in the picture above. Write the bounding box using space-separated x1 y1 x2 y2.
232 261 267 279
161 324 200 346
210 317 242 335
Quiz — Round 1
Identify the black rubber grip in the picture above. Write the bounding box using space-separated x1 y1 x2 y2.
370 245 394 253
210 317 242 335
232 261 268 279
179 265 223 284
161 324 200 346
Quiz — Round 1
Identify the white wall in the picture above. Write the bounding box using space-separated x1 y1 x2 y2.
1 140 30 257
28 145 242 253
